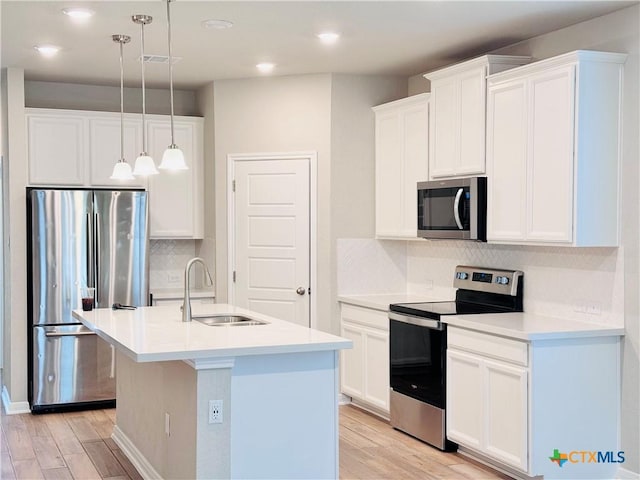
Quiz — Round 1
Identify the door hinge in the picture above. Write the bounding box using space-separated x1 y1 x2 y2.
233 271 236 283
308 287 311 295
232 180 236 192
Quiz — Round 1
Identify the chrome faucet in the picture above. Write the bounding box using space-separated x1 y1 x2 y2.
182 257 213 322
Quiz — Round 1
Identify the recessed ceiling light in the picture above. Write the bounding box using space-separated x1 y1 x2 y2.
62 7 95 20
201 19 233 30
256 63 275 73
34 45 61 57
317 32 340 45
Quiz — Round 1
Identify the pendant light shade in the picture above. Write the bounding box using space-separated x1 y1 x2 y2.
110 34 135 181
132 14 159 176
158 0 188 171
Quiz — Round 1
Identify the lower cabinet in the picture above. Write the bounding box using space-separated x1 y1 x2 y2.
447 324 622 479
339 303 389 415
447 338 528 472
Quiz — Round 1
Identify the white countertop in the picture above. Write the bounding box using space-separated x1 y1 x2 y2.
151 288 215 300
338 291 455 311
443 312 625 341
73 304 351 363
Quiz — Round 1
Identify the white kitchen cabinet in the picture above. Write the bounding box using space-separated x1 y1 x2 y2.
447 324 621 478
447 328 528 472
339 303 390 415
88 116 145 187
27 111 86 186
373 94 429 239
424 55 529 179
486 50 626 246
146 116 204 239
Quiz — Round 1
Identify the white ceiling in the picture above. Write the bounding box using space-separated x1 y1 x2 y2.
1 1 636 90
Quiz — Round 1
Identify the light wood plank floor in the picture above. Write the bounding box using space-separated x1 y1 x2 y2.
1 403 511 479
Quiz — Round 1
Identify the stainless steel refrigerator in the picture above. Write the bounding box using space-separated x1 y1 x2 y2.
27 188 149 412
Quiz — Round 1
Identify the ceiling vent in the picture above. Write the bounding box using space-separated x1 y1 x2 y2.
139 54 182 65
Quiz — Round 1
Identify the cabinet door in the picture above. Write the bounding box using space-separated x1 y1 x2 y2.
429 79 458 178
446 349 483 449
146 118 204 239
484 359 528 472
28 114 86 186
526 66 575 243
486 80 528 241
340 322 365 400
363 328 390 412
89 117 145 187
400 102 429 237
458 67 487 175
375 111 403 237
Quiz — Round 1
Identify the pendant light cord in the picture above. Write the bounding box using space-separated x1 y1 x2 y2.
139 21 147 155
167 0 176 146
119 40 125 162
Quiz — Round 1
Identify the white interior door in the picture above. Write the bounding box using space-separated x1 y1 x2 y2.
232 157 311 327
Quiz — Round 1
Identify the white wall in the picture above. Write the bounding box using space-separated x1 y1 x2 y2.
404 5 638 474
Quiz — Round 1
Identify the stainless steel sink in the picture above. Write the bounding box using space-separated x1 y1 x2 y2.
194 315 268 327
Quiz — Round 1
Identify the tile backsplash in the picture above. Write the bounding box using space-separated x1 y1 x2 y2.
149 239 197 288
337 238 624 327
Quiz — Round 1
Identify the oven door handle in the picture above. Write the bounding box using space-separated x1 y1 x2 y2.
389 312 444 330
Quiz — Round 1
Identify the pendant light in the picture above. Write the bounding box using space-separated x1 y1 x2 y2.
158 0 188 171
110 34 134 181
132 14 159 176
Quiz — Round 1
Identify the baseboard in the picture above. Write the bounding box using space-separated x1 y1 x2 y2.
1 385 31 414
618 467 640 479
112 425 163 480
338 393 351 405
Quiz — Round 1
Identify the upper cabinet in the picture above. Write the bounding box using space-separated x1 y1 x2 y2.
486 51 626 246
26 108 205 239
424 55 530 179
373 94 429 239
27 109 146 188
146 116 204 239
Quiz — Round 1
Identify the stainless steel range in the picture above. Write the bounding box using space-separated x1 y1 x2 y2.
388 265 523 451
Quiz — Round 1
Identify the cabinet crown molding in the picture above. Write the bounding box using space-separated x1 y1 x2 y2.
423 55 531 81
487 50 628 84
372 93 430 112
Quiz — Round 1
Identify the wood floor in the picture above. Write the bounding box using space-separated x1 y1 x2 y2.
1 403 511 479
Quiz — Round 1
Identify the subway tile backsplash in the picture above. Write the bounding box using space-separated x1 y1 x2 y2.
337 238 623 327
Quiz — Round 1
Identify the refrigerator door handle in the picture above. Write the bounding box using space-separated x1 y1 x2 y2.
45 330 97 337
95 212 100 304
86 213 94 288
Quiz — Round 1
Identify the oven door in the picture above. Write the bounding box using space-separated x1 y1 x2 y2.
389 313 446 409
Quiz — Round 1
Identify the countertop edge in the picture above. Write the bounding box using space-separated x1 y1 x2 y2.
442 316 625 341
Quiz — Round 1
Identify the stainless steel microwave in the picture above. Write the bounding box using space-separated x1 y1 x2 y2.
417 177 487 241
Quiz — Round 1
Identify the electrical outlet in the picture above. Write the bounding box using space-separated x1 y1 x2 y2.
165 412 170 436
167 273 181 285
209 400 223 424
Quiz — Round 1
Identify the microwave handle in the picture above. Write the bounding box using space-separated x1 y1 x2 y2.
453 188 464 230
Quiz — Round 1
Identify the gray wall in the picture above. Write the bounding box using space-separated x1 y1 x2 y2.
211 73 406 334
409 4 639 474
24 80 199 116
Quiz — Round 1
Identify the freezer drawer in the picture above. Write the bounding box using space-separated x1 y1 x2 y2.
32 325 116 408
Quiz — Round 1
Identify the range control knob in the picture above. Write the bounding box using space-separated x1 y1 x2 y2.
456 272 469 280
495 276 510 285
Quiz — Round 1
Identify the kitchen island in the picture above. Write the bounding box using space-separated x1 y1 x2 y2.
73 305 351 479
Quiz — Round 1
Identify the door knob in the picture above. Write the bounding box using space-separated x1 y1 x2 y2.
296 287 306 295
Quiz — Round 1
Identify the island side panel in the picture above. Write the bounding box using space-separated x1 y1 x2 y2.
230 350 340 479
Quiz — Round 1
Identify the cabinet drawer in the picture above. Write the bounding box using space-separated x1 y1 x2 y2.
448 327 528 366
340 304 388 331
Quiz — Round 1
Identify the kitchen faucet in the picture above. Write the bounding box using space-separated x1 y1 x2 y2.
182 257 213 322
